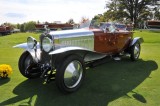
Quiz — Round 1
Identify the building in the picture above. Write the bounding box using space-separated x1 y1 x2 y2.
35 23 74 31
0 25 12 35
147 20 160 28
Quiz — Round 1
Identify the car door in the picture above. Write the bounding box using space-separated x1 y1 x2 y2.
94 31 118 54
115 32 132 52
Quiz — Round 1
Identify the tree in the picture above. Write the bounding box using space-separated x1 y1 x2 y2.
24 21 36 32
2 22 16 28
119 0 152 27
20 24 25 32
67 18 75 24
103 0 154 27
106 0 120 11
17 24 20 29
149 0 160 20
105 0 127 21
93 0 127 23
37 20 40 24
80 17 89 23
92 14 105 23
155 8 160 20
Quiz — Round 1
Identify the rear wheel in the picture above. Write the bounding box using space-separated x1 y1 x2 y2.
55 55 85 93
130 42 141 61
18 51 41 78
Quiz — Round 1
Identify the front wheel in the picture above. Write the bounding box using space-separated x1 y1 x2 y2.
18 51 41 79
130 42 141 61
55 55 85 93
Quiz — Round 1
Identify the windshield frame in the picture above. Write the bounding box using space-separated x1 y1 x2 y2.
75 20 128 32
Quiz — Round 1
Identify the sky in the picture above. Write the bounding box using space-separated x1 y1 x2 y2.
0 0 107 24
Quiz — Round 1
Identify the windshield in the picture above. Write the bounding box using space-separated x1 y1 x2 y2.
79 20 91 28
76 20 127 31
77 20 101 29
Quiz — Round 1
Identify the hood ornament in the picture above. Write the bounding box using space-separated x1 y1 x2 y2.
44 25 50 34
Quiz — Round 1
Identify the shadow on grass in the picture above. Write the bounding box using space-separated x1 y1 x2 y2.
131 91 147 103
0 59 158 106
0 78 10 86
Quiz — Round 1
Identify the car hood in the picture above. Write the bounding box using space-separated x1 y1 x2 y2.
49 28 94 39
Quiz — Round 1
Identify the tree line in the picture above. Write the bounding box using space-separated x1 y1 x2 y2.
1 19 76 32
2 0 160 31
2 21 37 32
93 0 160 28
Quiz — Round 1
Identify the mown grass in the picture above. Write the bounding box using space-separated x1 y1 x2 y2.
0 30 160 106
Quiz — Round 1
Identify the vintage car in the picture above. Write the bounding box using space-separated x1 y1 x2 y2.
14 20 143 93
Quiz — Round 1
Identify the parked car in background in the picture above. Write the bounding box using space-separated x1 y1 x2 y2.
12 28 20 33
0 25 12 35
14 20 143 93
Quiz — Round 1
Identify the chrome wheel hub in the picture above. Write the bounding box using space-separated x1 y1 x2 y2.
64 60 83 88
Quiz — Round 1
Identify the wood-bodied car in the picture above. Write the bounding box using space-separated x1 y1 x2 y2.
14 20 143 93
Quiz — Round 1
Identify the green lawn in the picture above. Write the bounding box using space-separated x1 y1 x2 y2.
0 30 160 106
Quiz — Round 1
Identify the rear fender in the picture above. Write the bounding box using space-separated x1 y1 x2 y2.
130 37 144 46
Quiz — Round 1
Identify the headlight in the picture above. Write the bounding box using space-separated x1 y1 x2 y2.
42 37 53 52
27 36 37 49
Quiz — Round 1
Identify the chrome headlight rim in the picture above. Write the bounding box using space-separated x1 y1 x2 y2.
42 37 53 52
27 36 37 49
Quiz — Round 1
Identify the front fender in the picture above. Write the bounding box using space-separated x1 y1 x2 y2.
13 42 40 49
13 43 41 63
130 37 144 46
13 43 28 49
49 46 107 62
